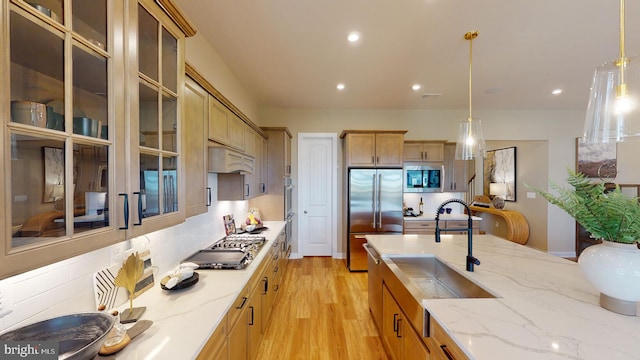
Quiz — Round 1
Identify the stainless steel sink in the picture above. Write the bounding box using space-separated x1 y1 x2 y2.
385 256 496 299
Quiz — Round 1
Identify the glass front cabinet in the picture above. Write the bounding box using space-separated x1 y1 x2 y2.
0 0 193 279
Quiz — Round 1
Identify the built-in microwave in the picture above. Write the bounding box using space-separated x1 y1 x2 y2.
404 163 444 193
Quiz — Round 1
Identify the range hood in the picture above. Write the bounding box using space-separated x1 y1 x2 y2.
208 146 254 174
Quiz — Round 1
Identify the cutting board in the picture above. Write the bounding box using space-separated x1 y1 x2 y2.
93 263 128 311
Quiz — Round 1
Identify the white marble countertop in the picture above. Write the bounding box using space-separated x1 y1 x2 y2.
366 234 640 360
403 214 482 221
113 221 286 359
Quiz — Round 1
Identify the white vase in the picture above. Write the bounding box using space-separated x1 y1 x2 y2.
578 241 640 315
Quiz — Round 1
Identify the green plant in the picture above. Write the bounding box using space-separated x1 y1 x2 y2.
532 170 640 244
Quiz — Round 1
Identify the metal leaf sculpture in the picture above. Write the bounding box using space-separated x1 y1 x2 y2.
114 252 144 314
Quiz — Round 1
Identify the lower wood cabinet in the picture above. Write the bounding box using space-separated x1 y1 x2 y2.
382 284 430 360
430 317 468 360
196 315 228 360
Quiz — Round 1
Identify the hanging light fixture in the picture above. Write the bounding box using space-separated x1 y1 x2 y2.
583 0 640 143
455 31 486 160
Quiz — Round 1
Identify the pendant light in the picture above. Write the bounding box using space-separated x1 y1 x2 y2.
583 0 640 143
455 31 486 160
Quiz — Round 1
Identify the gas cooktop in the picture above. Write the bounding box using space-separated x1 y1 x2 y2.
183 235 267 270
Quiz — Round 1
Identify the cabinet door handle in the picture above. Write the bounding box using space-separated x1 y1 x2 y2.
393 313 399 332
440 345 455 360
236 296 248 309
207 187 212 206
424 151 427 160
263 276 269 295
119 193 129 230
396 318 402 338
133 191 143 226
249 306 255 325
245 184 250 197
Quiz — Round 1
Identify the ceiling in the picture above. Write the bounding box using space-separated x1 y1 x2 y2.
176 0 640 111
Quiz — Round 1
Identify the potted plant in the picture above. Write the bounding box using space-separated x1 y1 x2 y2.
533 170 640 315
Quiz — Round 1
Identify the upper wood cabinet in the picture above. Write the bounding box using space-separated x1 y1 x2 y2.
404 141 445 162
0 0 194 279
1 0 125 279
443 143 474 192
126 0 189 238
208 96 245 152
341 131 406 168
184 76 209 217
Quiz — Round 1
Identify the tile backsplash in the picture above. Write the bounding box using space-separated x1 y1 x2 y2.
403 192 466 215
0 174 249 332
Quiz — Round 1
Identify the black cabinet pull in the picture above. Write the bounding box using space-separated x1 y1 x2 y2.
206 187 211 206
119 193 129 230
440 345 455 360
393 313 399 332
263 277 269 295
133 191 143 226
249 306 254 325
236 296 248 309
396 319 402 338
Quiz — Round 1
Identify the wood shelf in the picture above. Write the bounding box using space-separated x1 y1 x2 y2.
468 206 530 245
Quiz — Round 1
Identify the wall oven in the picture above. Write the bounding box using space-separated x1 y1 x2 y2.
404 163 444 193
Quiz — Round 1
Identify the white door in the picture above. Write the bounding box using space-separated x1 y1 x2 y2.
298 133 337 256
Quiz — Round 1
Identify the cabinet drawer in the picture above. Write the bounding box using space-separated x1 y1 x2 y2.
431 318 468 360
228 283 251 329
404 221 436 230
445 220 480 234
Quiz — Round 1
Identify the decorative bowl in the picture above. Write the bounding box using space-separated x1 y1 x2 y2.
0 312 115 360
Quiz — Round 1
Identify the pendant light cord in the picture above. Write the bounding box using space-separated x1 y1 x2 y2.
619 0 626 87
465 31 479 121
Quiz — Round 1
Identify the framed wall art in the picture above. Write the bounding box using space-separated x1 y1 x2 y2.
575 138 617 180
483 147 517 201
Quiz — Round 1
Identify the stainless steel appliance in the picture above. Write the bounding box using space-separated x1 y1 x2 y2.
347 169 403 271
404 163 444 193
183 234 266 269
363 243 382 330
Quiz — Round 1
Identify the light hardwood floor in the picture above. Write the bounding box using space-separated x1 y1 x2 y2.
257 257 388 359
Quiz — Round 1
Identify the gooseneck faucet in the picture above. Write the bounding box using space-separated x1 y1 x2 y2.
435 199 480 272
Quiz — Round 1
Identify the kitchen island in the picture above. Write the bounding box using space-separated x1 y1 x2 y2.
366 234 640 359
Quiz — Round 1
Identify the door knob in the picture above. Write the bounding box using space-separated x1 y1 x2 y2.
304 210 308 214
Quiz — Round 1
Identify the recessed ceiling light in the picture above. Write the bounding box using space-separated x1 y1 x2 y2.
412 84 422 91
337 83 345 90
552 89 563 95
347 32 360 43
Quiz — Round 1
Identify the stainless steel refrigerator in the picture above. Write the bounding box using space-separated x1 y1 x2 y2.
348 169 403 271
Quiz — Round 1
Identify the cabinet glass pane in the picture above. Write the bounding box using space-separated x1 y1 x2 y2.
11 134 66 248
73 44 108 139
162 92 177 152
140 154 159 218
72 0 107 51
161 28 177 93
24 0 63 24
138 5 158 81
10 11 64 130
73 144 109 234
139 82 159 148
162 156 178 213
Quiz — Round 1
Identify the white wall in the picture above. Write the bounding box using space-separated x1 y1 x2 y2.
258 107 586 256
185 34 261 123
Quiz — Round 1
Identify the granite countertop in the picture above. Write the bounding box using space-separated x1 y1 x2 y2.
403 214 482 221
113 221 286 359
366 234 640 360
